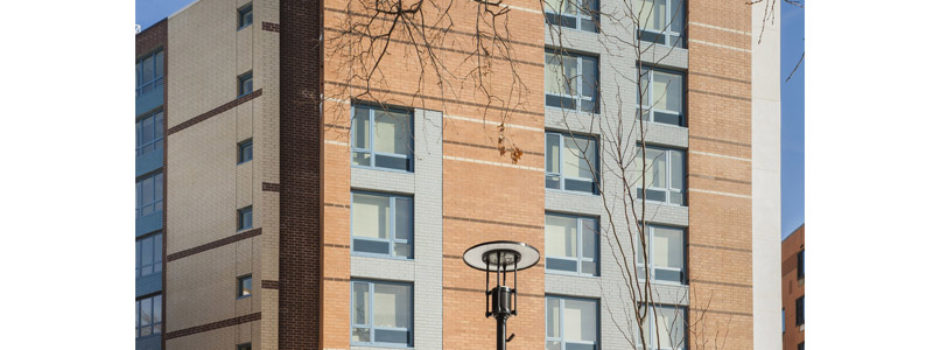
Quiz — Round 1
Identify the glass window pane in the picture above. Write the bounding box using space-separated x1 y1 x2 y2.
547 341 562 350
546 257 578 272
643 148 667 188
154 234 162 272
581 56 597 103
375 329 409 344
653 70 682 112
140 298 152 329
354 239 390 254
394 198 412 241
581 261 596 275
546 134 560 174
581 218 596 260
545 53 563 96
562 55 578 96
567 344 595 350
564 299 596 342
653 226 683 269
352 193 390 239
142 56 154 83
547 298 561 338
373 110 410 155
546 215 578 258
353 151 372 166
393 243 412 258
670 150 684 190
374 154 409 170
670 0 684 33
373 283 410 328
352 108 371 149
153 295 162 324
352 282 370 325
563 136 594 180
141 237 153 275
352 327 371 342
155 51 164 79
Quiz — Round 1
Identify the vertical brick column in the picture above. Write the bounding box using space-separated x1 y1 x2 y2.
278 0 324 348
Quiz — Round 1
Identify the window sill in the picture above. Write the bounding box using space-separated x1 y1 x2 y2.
546 269 599 278
351 252 414 261
544 105 600 116
351 164 414 175
351 343 414 350
546 188 599 197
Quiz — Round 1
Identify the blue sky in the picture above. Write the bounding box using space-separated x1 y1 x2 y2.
137 0 805 238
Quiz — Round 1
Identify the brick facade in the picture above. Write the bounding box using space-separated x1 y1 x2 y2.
782 225 805 349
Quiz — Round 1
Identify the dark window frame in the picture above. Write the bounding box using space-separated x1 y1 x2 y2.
237 3 253 30
237 206 253 231
238 71 253 97
238 139 253 164
237 274 253 299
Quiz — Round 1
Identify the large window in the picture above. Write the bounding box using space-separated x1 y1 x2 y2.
544 0 598 32
640 304 687 350
136 109 164 156
546 132 598 194
637 0 685 48
637 225 685 284
136 294 162 338
797 249 804 279
546 213 598 276
795 296 804 326
546 296 598 350
351 105 413 172
136 232 163 278
136 49 164 97
545 50 598 113
351 192 413 259
136 172 163 218
638 67 685 127
351 280 413 347
636 146 685 205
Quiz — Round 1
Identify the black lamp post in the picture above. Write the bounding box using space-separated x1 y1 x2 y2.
463 241 541 350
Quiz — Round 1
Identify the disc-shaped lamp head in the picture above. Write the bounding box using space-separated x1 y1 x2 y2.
463 240 540 271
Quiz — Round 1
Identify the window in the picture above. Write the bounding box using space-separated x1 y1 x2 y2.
638 67 685 126
795 296 804 326
636 146 685 205
545 50 598 113
237 275 252 298
639 304 687 350
782 308 786 333
238 139 253 164
136 109 164 156
637 0 685 48
136 49 164 96
797 249 804 279
136 294 162 338
546 296 598 350
351 280 413 347
637 224 686 284
546 132 598 194
544 0 598 32
545 213 598 276
136 172 163 218
238 3 253 30
238 206 253 231
798 343 804 350
351 192 413 259
136 232 163 278
237 343 252 350
238 71 253 97
351 105 413 171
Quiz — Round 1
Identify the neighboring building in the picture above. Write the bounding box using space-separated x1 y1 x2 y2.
782 225 805 350
135 0 781 349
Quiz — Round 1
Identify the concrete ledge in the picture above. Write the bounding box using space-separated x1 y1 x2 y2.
351 252 415 282
643 123 689 149
351 167 415 195
545 189 604 216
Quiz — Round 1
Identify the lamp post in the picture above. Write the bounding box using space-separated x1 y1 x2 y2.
463 241 541 350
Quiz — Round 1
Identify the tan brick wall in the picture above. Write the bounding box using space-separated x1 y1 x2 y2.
687 0 755 348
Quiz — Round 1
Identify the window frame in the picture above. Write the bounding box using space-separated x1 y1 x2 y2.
636 0 686 48
545 131 600 194
136 171 164 218
136 294 162 339
544 49 599 113
638 66 686 127
237 3 253 30
546 295 599 350
136 49 164 97
238 71 253 98
636 224 687 285
237 206 253 231
237 343 252 350
797 249 804 279
350 104 415 173
545 212 599 276
636 145 686 206
238 138 253 164
237 274 253 299
638 303 688 350
544 0 599 32
350 191 413 260
350 280 414 348
136 109 165 156
136 232 163 278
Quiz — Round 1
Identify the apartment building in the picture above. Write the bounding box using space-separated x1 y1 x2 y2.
781 225 805 350
134 0 781 349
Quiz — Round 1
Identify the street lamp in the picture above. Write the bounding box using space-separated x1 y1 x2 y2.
463 241 541 350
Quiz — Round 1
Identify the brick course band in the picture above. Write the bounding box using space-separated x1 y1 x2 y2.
262 182 281 192
167 89 263 135
443 286 543 299
326 81 543 117
689 88 751 102
261 280 280 289
689 243 752 253
689 173 752 185
443 215 543 230
166 228 262 261
443 140 545 157
689 134 752 148
165 312 262 340
262 21 280 32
